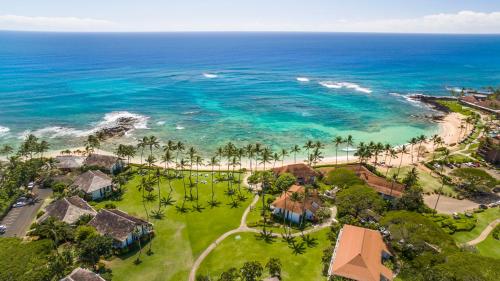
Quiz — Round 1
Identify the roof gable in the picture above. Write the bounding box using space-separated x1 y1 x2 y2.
41 196 96 224
88 209 149 241
73 170 112 193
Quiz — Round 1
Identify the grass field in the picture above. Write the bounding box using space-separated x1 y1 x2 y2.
198 229 329 280
435 100 475 116
452 208 500 244
476 232 500 259
95 170 252 281
386 166 456 195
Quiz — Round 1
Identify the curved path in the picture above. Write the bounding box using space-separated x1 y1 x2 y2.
188 194 335 281
466 219 500 246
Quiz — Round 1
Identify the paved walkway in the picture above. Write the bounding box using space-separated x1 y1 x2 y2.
188 195 335 281
466 219 500 246
0 186 52 237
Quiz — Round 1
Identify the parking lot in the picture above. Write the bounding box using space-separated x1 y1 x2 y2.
0 187 52 237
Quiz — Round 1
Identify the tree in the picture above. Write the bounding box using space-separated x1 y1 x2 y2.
279 148 288 167
78 235 113 268
137 136 148 166
396 145 408 178
218 267 240 281
434 148 450 211
332 136 344 165
265 257 282 278
336 185 384 218
275 173 296 228
290 144 301 164
240 261 263 281
84 135 100 155
303 140 315 166
37 140 50 159
0 144 14 157
416 134 426 162
208 156 220 206
324 168 363 188
408 137 418 163
345 135 353 162
451 168 497 195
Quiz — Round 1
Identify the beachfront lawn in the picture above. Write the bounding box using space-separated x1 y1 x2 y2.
452 208 500 244
386 166 456 196
436 100 475 116
95 170 252 281
476 232 500 259
197 229 329 280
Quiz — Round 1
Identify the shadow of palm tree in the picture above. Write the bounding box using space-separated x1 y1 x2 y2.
255 230 276 244
301 234 318 248
288 241 306 255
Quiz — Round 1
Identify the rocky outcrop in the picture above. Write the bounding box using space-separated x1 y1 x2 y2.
95 117 138 140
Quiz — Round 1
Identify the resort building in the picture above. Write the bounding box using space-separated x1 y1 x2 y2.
272 163 320 185
60 267 105 281
72 170 113 200
459 95 500 116
84 153 125 174
88 209 152 248
328 225 393 281
478 136 500 165
271 185 322 224
39 196 96 224
55 155 85 171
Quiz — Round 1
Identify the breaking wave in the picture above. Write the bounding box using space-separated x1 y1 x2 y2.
0 126 10 137
203 73 218 79
296 77 310 82
319 81 372 93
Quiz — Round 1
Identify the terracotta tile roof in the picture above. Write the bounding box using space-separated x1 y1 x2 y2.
72 170 112 193
40 196 96 224
330 225 393 281
271 185 322 215
272 163 319 180
84 154 119 170
88 209 150 242
60 267 105 281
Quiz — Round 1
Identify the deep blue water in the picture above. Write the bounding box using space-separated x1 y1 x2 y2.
1 32 499 153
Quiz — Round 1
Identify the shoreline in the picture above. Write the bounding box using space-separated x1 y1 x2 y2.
3 110 468 171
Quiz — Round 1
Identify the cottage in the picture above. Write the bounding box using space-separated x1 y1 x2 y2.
84 153 125 174
72 170 113 200
272 163 319 185
60 267 105 281
88 209 152 248
55 155 85 171
328 225 393 281
271 185 322 224
39 196 96 224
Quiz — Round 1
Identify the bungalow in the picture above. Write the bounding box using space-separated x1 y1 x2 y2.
61 267 105 281
72 170 113 200
272 163 320 185
84 154 125 174
271 185 322 224
88 209 152 248
328 225 393 281
55 155 85 171
39 196 96 224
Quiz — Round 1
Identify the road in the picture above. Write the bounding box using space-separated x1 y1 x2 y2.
0 186 52 237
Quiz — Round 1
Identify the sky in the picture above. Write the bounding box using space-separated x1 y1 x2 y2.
1 0 500 33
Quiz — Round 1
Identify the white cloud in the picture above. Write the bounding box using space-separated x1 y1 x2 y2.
316 11 500 34
0 15 116 32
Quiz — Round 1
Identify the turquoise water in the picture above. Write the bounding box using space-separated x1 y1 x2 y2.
1 32 499 154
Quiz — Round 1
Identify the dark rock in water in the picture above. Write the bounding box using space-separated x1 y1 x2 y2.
95 117 138 140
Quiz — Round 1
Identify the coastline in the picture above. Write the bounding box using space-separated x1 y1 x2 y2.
9 110 467 171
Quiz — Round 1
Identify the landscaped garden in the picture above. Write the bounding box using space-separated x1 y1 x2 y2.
476 229 500 260
94 169 253 281
452 208 500 244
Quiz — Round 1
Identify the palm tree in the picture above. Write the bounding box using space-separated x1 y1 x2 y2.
332 136 344 165
345 135 353 162
194 155 204 209
290 144 301 164
396 145 408 178
385 148 398 177
259 148 273 232
178 158 188 210
254 143 263 171
207 156 220 206
409 137 418 163
216 146 224 178
272 152 280 169
310 147 324 166
147 136 160 157
279 148 289 167
84 135 100 155
37 140 50 159
137 137 148 166
133 228 143 264
187 147 197 200
373 142 384 166
0 144 14 158
175 141 185 172
303 140 315 165
289 191 302 229
382 143 391 165
161 149 174 180
416 134 426 162
434 148 450 212
245 144 255 173
236 147 245 196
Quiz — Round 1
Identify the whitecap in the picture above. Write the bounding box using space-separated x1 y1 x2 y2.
319 81 372 93
296 77 310 82
156 121 166 126
176 125 185 130
97 111 149 130
18 126 88 139
0 126 10 137
203 73 218 79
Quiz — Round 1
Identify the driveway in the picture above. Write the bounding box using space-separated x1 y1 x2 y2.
0 187 52 237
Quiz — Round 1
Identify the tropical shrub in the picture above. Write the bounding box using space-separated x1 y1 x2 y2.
324 168 363 188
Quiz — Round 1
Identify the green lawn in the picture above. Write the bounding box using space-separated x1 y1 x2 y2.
95 170 252 281
452 208 500 244
386 166 456 195
0 238 52 280
198 229 329 280
476 232 500 259
435 100 475 116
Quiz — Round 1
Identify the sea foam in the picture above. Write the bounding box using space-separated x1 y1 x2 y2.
0 126 10 137
319 81 372 93
296 77 310 82
203 73 218 79
176 125 185 130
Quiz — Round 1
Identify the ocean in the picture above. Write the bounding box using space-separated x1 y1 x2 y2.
1 32 499 155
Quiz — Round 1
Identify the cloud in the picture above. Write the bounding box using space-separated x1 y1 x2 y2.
318 11 500 34
0 15 116 32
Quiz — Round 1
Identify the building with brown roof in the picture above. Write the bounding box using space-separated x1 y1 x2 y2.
39 196 96 224
271 185 322 224
272 163 320 185
84 153 125 174
60 267 105 281
328 225 393 281
88 209 152 248
72 170 113 200
55 155 85 171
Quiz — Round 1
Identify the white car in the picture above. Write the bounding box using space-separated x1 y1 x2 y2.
0 225 6 234
12 201 27 208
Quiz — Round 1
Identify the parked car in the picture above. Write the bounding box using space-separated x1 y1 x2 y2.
12 201 27 208
27 181 35 190
479 204 488 210
0 225 6 234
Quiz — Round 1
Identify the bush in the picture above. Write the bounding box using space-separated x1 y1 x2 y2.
316 207 332 223
336 184 385 219
493 224 500 240
324 168 363 188
104 203 116 209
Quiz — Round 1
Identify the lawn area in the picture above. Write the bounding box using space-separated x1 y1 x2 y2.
476 232 500 259
435 100 475 116
386 166 456 196
0 238 52 281
198 229 329 280
95 170 253 281
452 208 500 244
